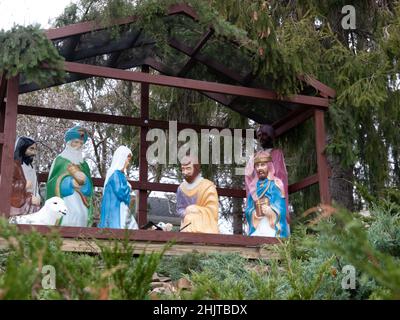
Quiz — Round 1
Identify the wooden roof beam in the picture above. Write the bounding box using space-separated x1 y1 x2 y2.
45 3 198 41
177 28 214 77
298 74 336 98
61 61 330 108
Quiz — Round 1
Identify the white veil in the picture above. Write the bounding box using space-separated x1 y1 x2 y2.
104 146 132 191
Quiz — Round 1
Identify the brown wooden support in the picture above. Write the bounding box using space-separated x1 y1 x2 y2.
138 65 149 227
38 173 246 198
273 108 314 138
62 61 330 108
45 4 198 41
288 174 319 194
314 110 331 204
17 104 246 136
15 224 279 246
0 74 7 103
0 76 19 217
177 29 214 77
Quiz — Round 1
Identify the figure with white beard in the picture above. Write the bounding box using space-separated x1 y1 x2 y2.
99 146 138 229
46 126 93 227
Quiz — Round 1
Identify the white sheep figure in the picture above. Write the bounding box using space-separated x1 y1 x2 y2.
9 197 68 226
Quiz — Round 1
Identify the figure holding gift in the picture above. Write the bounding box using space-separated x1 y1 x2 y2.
245 124 290 228
46 126 93 227
244 151 289 238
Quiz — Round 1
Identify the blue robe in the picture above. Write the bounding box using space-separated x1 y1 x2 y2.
99 170 131 228
245 178 289 238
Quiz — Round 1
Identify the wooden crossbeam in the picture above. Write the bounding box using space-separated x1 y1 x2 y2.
61 61 330 108
17 104 246 136
273 108 314 138
177 28 214 77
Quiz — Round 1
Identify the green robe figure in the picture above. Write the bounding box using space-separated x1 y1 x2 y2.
46 126 93 227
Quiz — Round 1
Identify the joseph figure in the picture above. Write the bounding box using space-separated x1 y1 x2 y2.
46 126 93 227
176 156 219 234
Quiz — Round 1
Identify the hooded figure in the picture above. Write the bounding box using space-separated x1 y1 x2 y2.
10 136 41 215
46 126 93 227
99 146 138 229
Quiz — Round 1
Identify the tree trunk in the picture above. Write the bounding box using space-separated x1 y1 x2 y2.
327 152 354 211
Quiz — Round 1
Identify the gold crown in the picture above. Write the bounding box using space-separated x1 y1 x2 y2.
254 154 272 164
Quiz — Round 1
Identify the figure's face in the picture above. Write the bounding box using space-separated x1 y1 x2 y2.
25 143 37 157
70 139 84 150
255 161 268 180
124 154 132 171
181 163 196 183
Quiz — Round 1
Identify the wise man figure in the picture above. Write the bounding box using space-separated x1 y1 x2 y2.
11 137 41 215
176 156 219 234
46 126 93 227
244 151 289 237
245 124 290 227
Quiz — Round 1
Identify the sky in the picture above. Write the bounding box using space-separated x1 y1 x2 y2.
0 0 75 30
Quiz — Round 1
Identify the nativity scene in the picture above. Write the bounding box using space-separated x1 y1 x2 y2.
0 2 334 252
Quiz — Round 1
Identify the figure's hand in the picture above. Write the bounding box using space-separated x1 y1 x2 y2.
72 179 81 189
129 196 136 209
185 205 198 215
31 196 41 206
74 171 86 185
26 180 32 190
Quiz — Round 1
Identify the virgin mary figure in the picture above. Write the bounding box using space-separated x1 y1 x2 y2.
98 146 138 229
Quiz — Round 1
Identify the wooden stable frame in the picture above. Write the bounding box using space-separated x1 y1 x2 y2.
0 3 334 252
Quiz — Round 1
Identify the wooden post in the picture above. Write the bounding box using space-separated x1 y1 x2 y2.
0 76 19 217
138 65 149 227
314 109 331 205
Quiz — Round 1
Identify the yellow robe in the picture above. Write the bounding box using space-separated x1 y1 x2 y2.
179 179 219 234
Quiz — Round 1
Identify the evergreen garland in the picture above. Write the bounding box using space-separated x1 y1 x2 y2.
0 25 65 86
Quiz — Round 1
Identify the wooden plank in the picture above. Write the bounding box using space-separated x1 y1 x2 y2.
168 3 199 20
60 239 277 260
138 65 149 227
15 224 280 246
288 174 319 194
314 110 332 204
61 61 330 108
177 29 214 77
45 16 138 40
274 108 314 138
17 104 244 136
0 76 19 217
37 173 246 198
45 3 197 41
0 133 4 145
298 74 336 98
0 237 277 260
169 37 246 84
39 171 322 198
0 74 7 103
